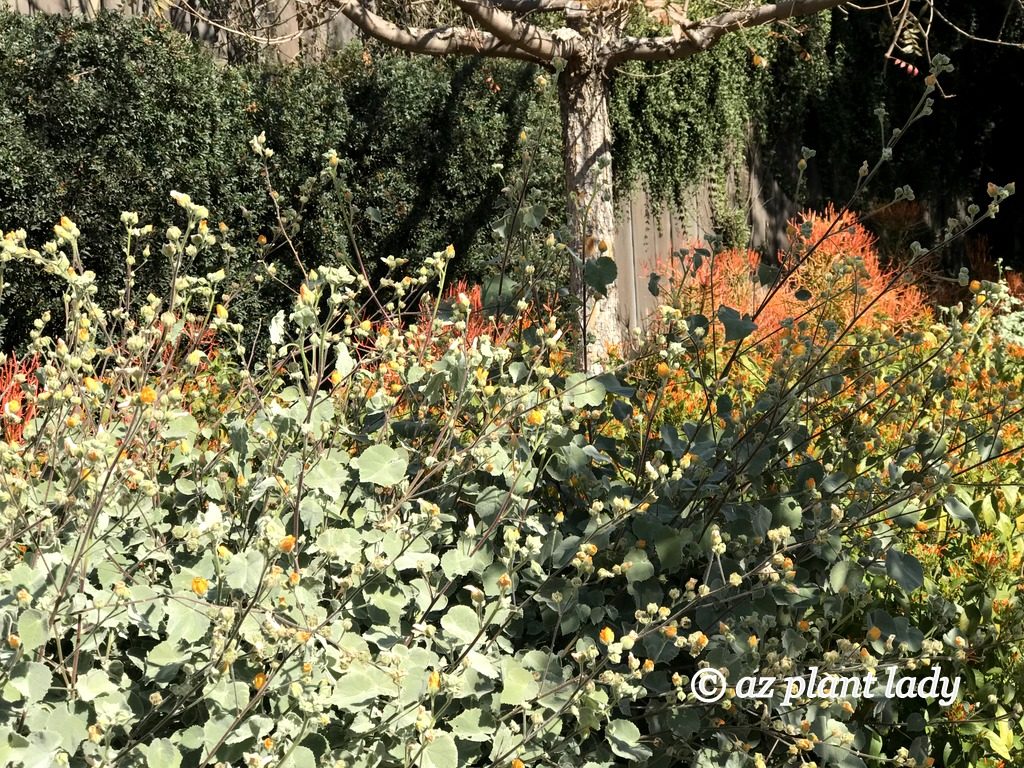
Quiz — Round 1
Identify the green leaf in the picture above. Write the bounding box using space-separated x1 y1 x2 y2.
564 373 606 408
52 708 86 754
162 412 200 443
450 708 495 741
584 256 617 298
77 668 118 702
886 548 924 593
144 640 187 681
717 306 757 343
144 738 183 768
829 560 864 595
333 663 399 709
304 457 346 501
757 263 781 287
280 745 317 768
165 598 211 644
499 658 539 706
943 495 980 535
605 719 653 760
8 661 51 705
269 310 287 345
420 732 458 768
317 528 362 563
17 609 47 652
224 549 267 593
522 202 546 230
648 272 662 297
622 549 654 583
441 605 481 645
16 730 62 768
357 444 409 487
334 342 356 379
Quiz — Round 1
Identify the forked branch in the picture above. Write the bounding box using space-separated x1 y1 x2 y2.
338 1 552 60
604 0 850 65
450 0 574 60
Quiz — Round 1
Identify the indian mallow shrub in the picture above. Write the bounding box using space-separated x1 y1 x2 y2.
0 157 1022 767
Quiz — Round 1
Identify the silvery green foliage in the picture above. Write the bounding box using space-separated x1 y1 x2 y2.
1 188 1022 768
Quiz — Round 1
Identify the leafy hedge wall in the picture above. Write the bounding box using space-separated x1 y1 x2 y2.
0 11 561 351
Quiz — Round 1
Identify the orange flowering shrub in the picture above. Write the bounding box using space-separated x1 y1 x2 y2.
0 354 38 443
652 206 932 353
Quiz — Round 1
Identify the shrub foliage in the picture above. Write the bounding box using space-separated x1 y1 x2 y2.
0 10 561 352
0 162 1023 768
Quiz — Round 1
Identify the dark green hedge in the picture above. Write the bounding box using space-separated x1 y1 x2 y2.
0 11 561 350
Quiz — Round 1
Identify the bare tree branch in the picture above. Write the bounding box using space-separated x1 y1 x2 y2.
338 1 548 60
604 0 850 65
449 0 572 60
926 0 1024 49
488 0 585 11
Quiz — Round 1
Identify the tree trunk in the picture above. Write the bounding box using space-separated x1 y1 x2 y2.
558 57 622 372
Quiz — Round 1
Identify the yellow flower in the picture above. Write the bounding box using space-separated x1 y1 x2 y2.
191 576 209 597
511 760 525 768
7 634 20 649
295 631 311 644
598 626 615 645
83 377 102 394
656 362 671 379
497 573 512 590
139 386 157 405
427 670 441 693
526 409 544 426
6 399 20 415
969 280 982 294
747 635 759 649
263 737 274 750
642 659 655 673
279 535 297 553
302 662 313 674
253 672 268 689
866 626 882 641
215 304 228 320
217 544 231 559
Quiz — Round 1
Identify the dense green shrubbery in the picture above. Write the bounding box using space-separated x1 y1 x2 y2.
1 158 1023 767
0 10 562 351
